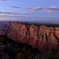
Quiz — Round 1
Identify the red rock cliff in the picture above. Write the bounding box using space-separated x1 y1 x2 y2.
1 21 59 52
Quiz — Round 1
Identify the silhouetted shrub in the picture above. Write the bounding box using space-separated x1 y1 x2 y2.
51 49 58 55
4 47 17 59
32 47 40 55
45 50 59 59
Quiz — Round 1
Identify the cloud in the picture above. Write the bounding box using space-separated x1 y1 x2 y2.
22 12 35 15
0 0 6 1
47 7 59 11
27 7 43 11
27 6 59 14
9 6 21 8
51 5 54 7
0 11 35 16
44 7 59 14
43 9 55 14
40 16 59 18
0 11 20 15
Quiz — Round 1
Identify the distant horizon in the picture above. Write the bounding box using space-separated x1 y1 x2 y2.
0 20 59 24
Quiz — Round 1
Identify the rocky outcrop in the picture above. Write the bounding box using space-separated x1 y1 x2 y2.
1 21 59 52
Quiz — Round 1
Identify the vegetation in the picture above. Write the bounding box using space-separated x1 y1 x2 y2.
45 50 59 59
0 35 59 59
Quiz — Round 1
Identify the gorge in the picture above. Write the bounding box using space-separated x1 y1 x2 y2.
1 21 59 52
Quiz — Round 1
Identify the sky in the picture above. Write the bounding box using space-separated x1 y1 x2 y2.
0 0 59 23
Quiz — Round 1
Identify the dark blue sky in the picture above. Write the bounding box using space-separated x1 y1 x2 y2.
0 0 59 23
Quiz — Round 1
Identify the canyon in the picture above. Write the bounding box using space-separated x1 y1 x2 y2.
0 21 6 34
1 21 59 52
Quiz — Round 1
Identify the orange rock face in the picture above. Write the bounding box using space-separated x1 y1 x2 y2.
1 21 59 52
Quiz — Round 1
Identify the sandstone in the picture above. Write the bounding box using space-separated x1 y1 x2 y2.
1 21 59 52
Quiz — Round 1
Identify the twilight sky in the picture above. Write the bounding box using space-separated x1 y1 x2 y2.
0 0 59 23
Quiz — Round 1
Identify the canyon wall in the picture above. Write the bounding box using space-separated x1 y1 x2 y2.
0 22 6 34
1 21 59 52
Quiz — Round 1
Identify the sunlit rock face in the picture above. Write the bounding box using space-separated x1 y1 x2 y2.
1 21 59 52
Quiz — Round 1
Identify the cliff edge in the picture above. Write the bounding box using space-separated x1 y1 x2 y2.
1 21 59 52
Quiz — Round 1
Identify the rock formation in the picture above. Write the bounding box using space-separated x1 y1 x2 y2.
1 21 59 52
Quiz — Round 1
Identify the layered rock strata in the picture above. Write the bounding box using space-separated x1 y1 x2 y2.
1 21 59 52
